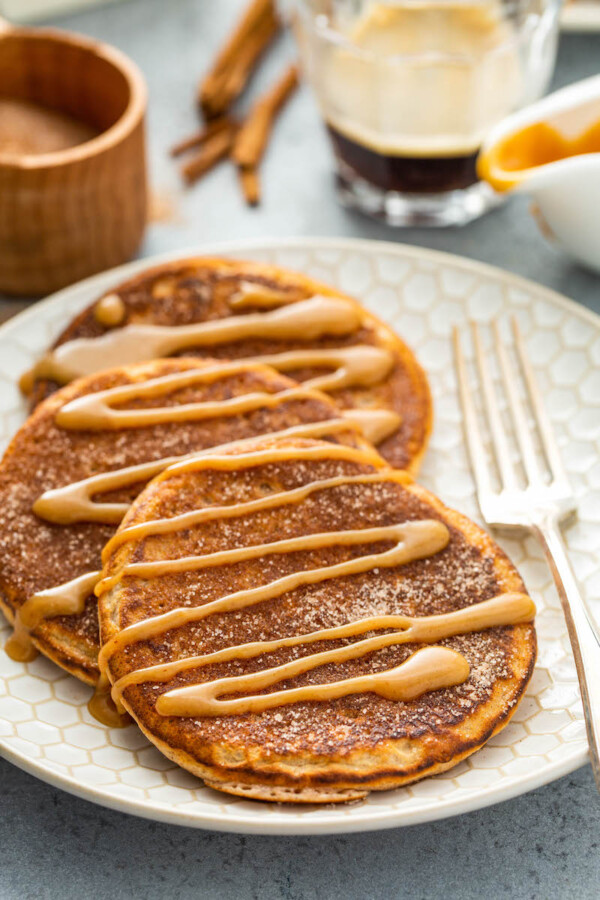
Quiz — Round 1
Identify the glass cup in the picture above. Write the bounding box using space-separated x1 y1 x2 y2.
294 0 562 226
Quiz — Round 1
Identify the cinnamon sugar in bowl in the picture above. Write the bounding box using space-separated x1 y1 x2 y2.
0 20 147 296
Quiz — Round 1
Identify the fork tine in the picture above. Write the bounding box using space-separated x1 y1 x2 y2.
493 321 543 486
471 322 518 490
452 327 492 497
511 317 570 486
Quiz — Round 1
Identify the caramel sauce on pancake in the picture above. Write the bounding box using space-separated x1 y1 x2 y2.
93 294 127 327
22 296 363 388
5 571 100 663
32 416 383 527
109 593 532 719
19 261 432 470
161 647 470 718
51 361 392 432
230 283 298 309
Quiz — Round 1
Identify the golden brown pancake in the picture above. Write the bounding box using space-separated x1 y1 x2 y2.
23 258 432 472
97 437 536 803
0 359 370 685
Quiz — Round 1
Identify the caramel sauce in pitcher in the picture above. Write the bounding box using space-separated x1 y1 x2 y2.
478 119 600 192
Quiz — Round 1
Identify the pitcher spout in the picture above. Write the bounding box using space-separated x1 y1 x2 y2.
478 74 600 194
476 75 600 273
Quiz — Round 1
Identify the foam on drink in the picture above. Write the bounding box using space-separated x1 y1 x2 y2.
316 1 522 192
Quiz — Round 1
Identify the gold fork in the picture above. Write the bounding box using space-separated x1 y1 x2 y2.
453 317 600 791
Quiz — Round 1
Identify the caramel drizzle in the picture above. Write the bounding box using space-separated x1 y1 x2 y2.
95 520 445 597
4 571 101 663
230 282 298 309
97 516 450 674
33 454 186 526
342 408 401 445
12 465 400 662
21 291 400 440
93 294 126 328
21 295 364 388
87 682 130 729
160 647 470 718
54 352 397 435
101 472 395 562
245 345 395 394
55 375 327 432
9 447 389 665
111 593 535 717
33 435 387 526
55 357 400 443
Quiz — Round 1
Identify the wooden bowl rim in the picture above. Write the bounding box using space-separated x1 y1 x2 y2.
0 25 147 170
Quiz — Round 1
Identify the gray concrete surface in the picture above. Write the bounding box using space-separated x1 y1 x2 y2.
1 1 599 897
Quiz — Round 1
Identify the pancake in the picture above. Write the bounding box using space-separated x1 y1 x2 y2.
21 257 432 472
0 359 371 687
97 437 536 803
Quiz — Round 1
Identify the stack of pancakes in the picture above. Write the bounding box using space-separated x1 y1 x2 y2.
0 258 536 803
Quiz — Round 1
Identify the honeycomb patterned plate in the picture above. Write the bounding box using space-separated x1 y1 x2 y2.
0 238 597 835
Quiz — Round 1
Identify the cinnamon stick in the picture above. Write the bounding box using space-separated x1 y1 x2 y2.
232 64 299 170
199 0 280 119
170 117 232 157
213 14 278 115
239 166 260 206
181 122 237 184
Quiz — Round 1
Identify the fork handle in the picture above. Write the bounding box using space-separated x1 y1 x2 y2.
533 518 600 789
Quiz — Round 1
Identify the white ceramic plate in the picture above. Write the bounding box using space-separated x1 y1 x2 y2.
0 238 597 835
561 2 600 32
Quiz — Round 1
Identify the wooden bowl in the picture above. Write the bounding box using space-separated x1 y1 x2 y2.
0 20 147 296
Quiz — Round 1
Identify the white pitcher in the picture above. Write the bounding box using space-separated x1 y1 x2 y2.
478 75 600 273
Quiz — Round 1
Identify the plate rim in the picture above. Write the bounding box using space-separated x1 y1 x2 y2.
0 733 585 835
0 235 592 834
1 236 600 342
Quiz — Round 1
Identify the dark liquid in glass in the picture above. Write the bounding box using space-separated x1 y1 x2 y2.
327 125 480 194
